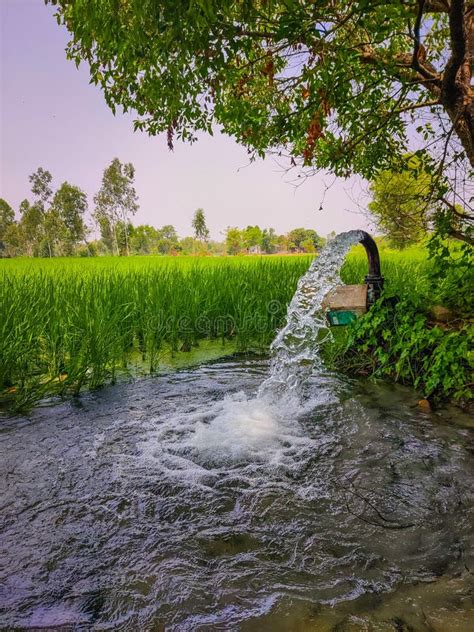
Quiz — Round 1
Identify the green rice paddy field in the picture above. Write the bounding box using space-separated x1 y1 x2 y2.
0 247 433 409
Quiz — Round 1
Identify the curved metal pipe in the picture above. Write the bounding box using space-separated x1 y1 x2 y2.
358 231 384 303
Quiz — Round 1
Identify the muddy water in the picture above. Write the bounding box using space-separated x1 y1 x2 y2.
1 356 473 631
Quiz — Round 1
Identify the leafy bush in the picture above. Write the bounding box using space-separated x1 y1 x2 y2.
337 298 472 403
427 232 473 314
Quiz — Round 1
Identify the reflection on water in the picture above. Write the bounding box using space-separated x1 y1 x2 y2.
1 356 473 631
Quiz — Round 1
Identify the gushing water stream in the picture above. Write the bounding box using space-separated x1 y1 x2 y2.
260 229 365 397
1 232 473 631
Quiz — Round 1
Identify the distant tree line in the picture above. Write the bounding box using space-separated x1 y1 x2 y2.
1 159 328 258
1 168 88 258
224 226 324 255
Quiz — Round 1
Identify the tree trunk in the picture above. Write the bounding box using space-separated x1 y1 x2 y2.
441 0 474 167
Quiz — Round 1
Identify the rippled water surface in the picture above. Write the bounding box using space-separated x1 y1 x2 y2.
1 357 474 631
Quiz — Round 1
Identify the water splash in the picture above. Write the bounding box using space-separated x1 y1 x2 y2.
258 229 365 399
185 231 364 464
187 391 313 465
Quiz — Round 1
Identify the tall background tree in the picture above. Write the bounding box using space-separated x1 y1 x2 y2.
242 225 263 253
225 227 244 255
129 224 161 255
52 182 88 254
16 199 38 257
287 228 324 253
261 228 279 254
48 0 474 243
29 167 52 208
192 208 210 243
156 224 179 254
29 167 53 256
2 168 90 257
94 158 139 255
0 199 15 255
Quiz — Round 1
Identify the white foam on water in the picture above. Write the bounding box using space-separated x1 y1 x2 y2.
187 391 307 463
131 383 349 487
137 389 318 473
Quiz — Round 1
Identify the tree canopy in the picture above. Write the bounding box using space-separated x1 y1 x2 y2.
0 199 15 247
47 0 473 240
368 163 436 248
192 208 210 241
1 169 90 258
94 158 139 255
52 182 88 251
287 227 324 252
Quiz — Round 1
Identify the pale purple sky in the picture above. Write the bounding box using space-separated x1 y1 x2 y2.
0 0 372 240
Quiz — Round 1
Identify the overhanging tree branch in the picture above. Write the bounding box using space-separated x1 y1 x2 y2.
413 0 440 80
47 0 474 239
